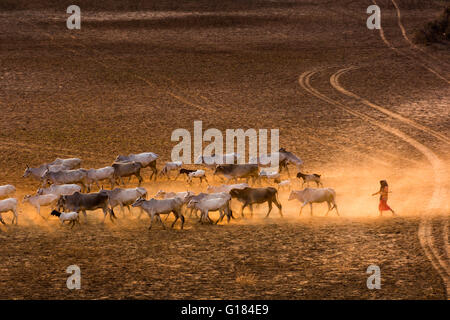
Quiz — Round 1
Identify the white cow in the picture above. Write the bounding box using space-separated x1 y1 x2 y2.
0 185 16 199
187 194 232 224
23 194 59 219
259 170 281 183
159 161 183 179
132 197 185 230
49 158 82 169
37 184 81 197
101 187 147 217
187 170 208 184
0 198 18 224
86 166 115 191
288 188 338 216
41 169 88 191
23 164 70 181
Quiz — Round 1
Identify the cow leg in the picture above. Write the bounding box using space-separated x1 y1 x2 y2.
119 204 125 218
285 165 291 178
179 214 185 229
148 214 155 230
81 181 88 193
36 206 46 220
82 210 88 222
136 173 143 186
153 166 158 181
265 201 273 218
273 197 283 217
299 202 308 216
216 209 224 224
249 204 254 218
101 208 107 223
325 201 331 216
310 203 313 216
241 202 249 218
333 203 339 216
157 215 166 230
198 210 205 223
206 211 213 224
164 212 171 222
171 212 179 228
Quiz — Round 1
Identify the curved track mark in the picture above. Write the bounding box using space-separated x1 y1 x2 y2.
390 0 450 68
331 67 450 144
299 69 449 297
372 0 450 84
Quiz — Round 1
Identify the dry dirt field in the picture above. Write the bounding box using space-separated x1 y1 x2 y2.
0 0 449 299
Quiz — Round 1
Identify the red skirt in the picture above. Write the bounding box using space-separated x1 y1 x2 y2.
379 199 392 211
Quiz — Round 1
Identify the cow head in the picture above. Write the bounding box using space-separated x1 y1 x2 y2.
115 155 127 162
229 188 242 198
186 199 198 208
23 165 32 178
288 190 304 202
50 210 61 217
22 195 31 203
132 197 145 207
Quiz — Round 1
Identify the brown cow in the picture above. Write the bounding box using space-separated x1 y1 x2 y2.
112 161 143 187
229 187 282 218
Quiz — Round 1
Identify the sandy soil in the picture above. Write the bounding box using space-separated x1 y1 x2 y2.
0 0 449 299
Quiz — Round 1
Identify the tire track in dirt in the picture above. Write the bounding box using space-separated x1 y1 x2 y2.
331 67 450 144
372 0 450 84
390 0 450 69
331 68 449 290
299 69 449 297
444 219 449 260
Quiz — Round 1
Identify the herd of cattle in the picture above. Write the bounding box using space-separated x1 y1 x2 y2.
0 149 339 230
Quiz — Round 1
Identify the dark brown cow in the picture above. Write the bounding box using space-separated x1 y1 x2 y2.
115 152 158 180
214 164 259 184
112 161 143 187
229 187 282 218
57 191 116 222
